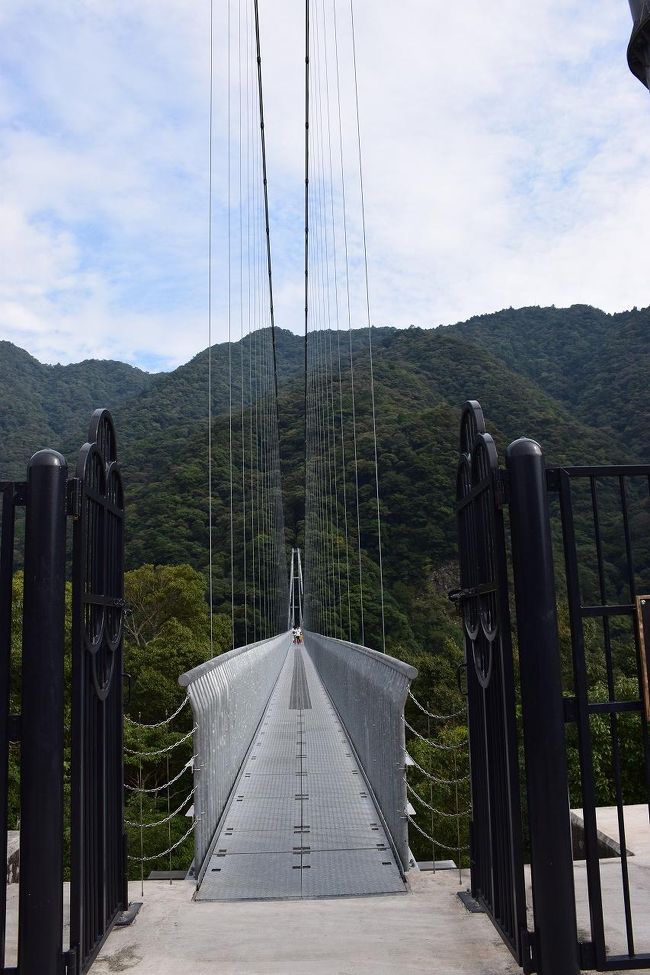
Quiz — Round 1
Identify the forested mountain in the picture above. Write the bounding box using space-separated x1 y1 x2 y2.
0 341 153 478
448 304 649 451
1 303 647 640
5 302 648 865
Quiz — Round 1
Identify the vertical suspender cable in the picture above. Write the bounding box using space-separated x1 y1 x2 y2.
207 0 215 653
254 0 286 634
320 0 349 638
227 0 236 648
253 0 280 404
303 0 311 502
349 0 385 652
303 0 311 626
239 0 248 645
332 0 364 645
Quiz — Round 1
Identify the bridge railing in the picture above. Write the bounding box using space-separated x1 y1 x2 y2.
179 632 291 875
303 632 417 870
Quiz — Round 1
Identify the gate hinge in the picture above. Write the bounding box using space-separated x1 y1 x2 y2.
66 478 83 519
65 946 79 975
494 468 510 508
546 466 560 492
8 714 21 742
563 696 578 723
578 940 596 969
520 927 537 974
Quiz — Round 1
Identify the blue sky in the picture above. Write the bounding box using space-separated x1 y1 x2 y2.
0 1 648 371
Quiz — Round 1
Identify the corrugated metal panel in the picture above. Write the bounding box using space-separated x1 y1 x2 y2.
179 632 291 872
303 632 417 870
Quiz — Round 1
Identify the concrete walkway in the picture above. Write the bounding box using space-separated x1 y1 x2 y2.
568 804 650 961
5 804 646 973
91 872 522 975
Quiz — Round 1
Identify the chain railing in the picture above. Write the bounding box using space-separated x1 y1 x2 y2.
123 703 197 894
124 697 190 728
127 823 196 863
408 689 465 721
404 716 468 751
403 686 470 878
123 725 197 757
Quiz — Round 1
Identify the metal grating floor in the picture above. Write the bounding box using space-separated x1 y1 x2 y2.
196 643 406 901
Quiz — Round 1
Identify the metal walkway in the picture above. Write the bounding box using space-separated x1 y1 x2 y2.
197 642 407 900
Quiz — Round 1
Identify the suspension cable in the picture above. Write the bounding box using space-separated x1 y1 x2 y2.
332 0 364 645
349 0 385 652
227 0 236 648
253 0 280 408
303 0 311 550
207 0 215 653
240 0 249 645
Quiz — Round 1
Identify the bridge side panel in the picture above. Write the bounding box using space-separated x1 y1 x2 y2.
179 632 291 872
303 632 416 870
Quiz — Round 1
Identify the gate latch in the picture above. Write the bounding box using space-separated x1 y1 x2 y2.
448 586 479 605
66 477 83 519
635 596 650 723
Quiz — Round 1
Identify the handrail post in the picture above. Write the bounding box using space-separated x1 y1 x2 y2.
506 438 578 975
19 449 68 975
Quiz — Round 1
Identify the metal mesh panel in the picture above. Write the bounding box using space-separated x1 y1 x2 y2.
180 632 291 870
302 633 416 869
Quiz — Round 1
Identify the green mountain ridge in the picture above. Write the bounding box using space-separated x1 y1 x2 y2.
1 303 648 652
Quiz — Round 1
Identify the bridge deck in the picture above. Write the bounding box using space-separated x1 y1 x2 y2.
196 642 406 900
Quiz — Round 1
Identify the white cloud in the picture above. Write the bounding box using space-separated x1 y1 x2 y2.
0 0 648 369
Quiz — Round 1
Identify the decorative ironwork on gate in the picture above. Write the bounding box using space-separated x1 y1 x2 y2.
70 409 127 975
1 410 126 975
456 399 650 975
455 401 530 969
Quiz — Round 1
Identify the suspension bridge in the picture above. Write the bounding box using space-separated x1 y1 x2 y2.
156 0 464 905
3 2 650 975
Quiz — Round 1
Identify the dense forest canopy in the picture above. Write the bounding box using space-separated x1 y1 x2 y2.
1 303 647 648
4 303 649 866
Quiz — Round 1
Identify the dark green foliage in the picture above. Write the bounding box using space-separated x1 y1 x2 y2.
3 303 649 869
122 564 230 877
0 341 153 479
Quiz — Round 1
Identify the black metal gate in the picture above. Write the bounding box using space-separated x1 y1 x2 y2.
0 482 21 974
70 410 127 975
550 464 650 972
0 411 126 975
455 401 530 969
456 400 650 975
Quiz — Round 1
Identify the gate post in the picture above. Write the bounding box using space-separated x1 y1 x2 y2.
506 439 578 975
18 449 68 975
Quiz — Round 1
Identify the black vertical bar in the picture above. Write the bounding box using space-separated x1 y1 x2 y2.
70 476 85 967
506 439 579 975
558 470 607 966
18 450 67 975
604 478 635 955
0 484 16 967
